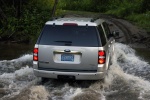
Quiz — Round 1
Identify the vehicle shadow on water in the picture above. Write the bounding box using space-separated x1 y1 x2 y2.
38 79 106 100
41 78 102 88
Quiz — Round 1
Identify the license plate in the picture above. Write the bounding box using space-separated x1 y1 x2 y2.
61 54 74 61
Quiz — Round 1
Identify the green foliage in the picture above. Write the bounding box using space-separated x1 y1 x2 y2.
58 0 150 31
58 0 149 16
105 0 150 30
126 11 150 31
0 0 54 43
1 0 149 43
58 0 92 11
55 10 99 18
106 0 144 17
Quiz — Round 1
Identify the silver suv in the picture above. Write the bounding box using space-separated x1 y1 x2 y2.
33 17 116 80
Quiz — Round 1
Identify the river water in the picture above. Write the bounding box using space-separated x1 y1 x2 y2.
0 43 150 100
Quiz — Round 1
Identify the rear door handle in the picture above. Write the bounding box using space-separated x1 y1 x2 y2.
54 50 81 54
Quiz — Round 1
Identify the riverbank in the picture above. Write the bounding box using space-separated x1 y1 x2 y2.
102 15 150 49
63 12 150 49
0 43 34 60
1 10 150 48
1 13 150 62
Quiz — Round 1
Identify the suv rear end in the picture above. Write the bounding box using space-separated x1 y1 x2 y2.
33 17 115 80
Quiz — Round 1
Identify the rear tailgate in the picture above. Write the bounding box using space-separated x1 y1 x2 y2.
38 45 99 72
37 25 100 72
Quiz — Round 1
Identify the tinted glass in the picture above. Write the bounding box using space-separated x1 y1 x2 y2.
39 25 100 47
97 25 107 46
103 22 111 39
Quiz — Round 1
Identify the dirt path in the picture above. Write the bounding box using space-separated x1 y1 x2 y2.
99 14 150 48
65 14 150 48
2 14 150 100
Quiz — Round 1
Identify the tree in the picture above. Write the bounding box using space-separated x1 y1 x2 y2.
0 0 7 21
51 0 58 18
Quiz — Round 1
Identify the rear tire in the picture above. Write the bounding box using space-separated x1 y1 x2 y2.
108 57 112 70
41 77 49 83
102 60 111 83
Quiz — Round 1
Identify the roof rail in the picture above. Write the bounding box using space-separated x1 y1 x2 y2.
50 15 65 21
90 17 99 22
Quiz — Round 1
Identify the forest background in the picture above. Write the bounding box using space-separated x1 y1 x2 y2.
0 0 149 43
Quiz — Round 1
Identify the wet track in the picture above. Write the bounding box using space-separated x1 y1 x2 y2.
0 43 150 100
0 14 150 100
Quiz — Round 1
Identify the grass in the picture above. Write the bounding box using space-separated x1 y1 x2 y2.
126 12 150 33
106 9 150 33
55 10 150 34
55 10 100 18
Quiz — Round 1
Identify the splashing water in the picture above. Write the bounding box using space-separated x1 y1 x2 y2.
114 43 150 80
29 86 50 100
0 54 33 74
104 43 150 100
47 43 150 100
0 43 150 100
0 54 38 100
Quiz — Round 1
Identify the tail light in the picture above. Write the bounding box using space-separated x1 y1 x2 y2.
98 50 106 64
63 23 78 26
33 48 38 61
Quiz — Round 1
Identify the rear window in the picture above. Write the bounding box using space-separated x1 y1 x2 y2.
38 25 100 47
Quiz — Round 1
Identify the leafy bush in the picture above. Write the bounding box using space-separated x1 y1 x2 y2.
0 0 53 43
1 0 149 43
57 0 149 32
126 11 150 31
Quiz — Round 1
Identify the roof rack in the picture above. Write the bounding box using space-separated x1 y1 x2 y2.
90 17 99 22
50 15 65 21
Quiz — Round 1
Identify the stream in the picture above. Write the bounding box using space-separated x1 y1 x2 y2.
0 43 150 100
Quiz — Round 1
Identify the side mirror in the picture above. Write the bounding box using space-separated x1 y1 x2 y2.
110 31 120 39
112 30 119 37
109 30 120 39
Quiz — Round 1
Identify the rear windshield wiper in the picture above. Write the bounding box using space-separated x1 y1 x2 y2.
54 41 72 43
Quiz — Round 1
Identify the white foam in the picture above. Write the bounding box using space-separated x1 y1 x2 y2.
69 88 83 99
108 63 150 99
114 43 150 76
69 88 105 100
0 54 33 75
106 43 150 99
0 54 32 62
48 43 150 100
29 86 50 100
0 66 37 99
0 43 150 100
0 66 33 78
12 54 32 62
52 83 77 100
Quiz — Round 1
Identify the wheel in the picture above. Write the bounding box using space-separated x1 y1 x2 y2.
102 60 111 83
108 57 112 70
41 77 49 83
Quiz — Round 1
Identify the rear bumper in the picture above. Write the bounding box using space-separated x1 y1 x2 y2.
33 69 105 80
